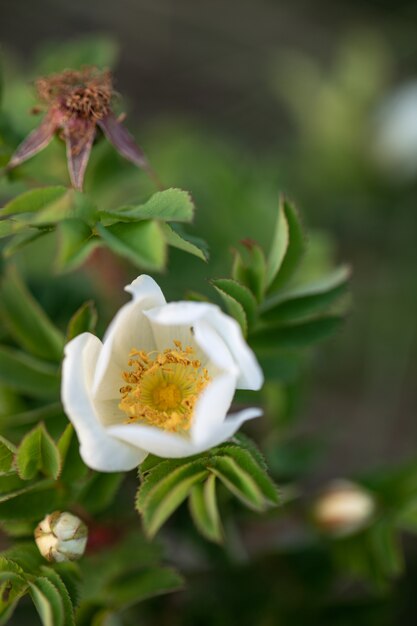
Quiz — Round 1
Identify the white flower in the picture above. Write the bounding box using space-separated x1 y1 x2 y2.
34 511 88 562
312 480 375 536
61 275 263 472
373 80 417 179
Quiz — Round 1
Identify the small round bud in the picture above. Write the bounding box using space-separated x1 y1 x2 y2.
34 511 88 562
312 480 375 536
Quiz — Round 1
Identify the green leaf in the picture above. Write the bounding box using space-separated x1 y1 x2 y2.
0 557 26 579
231 242 267 303
0 346 59 397
334 522 404 587
261 265 351 323
212 284 247 336
250 316 344 351
53 562 81 609
3 543 43 573
0 594 20 624
30 190 96 226
185 290 210 302
220 445 279 506
79 473 124 514
266 197 289 287
66 300 98 342
92 608 120 626
0 436 16 474
2 229 49 257
104 566 183 609
267 199 306 292
0 479 58 520
0 558 28 623
16 423 61 480
0 475 50 502
74 602 106 626
258 351 302 382
0 219 28 239
189 474 223 543
136 461 208 538
210 455 266 511
211 278 257 332
0 266 64 361
57 425 88 484
362 460 417 511
29 576 64 626
1 186 68 217
136 442 279 539
55 219 98 273
397 499 417 532
138 454 165 476
370 522 404 579
212 279 257 326
231 434 269 469
101 189 195 224
160 223 209 261
0 402 63 430
136 458 198 508
40 567 75 626
97 221 166 270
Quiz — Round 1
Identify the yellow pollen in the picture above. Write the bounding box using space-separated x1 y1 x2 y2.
152 383 182 411
118 341 211 433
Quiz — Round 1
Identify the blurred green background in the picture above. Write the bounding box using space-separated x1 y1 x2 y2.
1 0 417 624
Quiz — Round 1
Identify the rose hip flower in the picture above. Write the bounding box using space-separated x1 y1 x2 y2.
6 67 157 190
312 480 376 536
34 511 88 562
61 275 263 472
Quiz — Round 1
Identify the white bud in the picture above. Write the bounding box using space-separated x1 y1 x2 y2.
373 81 417 180
34 511 88 562
312 480 375 536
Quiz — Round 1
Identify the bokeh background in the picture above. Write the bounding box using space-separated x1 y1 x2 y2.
1 0 417 624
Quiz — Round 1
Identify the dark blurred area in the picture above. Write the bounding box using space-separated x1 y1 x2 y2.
1 0 417 624
1 0 416 144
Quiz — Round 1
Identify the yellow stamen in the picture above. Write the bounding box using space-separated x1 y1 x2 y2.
118 341 211 433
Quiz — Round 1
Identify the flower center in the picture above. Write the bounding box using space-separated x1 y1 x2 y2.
119 341 211 433
152 382 182 411
36 67 113 120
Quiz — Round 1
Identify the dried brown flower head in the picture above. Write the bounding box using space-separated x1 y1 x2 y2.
35 68 113 121
6 67 158 190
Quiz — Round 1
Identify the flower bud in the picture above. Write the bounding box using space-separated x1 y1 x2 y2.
312 480 375 536
34 511 88 562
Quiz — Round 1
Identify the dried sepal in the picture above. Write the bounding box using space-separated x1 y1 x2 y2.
6 67 159 190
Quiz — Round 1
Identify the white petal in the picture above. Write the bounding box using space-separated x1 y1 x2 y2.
53 512 82 540
145 301 263 390
93 275 165 401
36 535 57 557
202 407 262 448
202 307 263 390
62 333 147 472
142 312 205 365
108 422 198 457
60 537 87 556
108 407 261 459
192 320 238 375
94 399 125 427
190 372 237 445
144 302 238 375
143 300 212 326
53 550 67 563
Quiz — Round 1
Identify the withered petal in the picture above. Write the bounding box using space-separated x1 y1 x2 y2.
64 118 96 191
7 109 59 170
98 113 162 187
